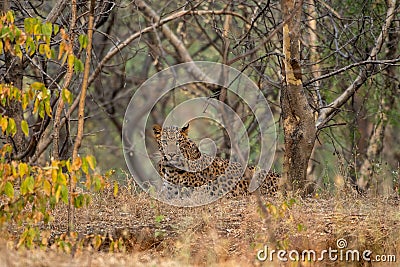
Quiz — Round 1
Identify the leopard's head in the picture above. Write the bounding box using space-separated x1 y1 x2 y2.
153 124 201 164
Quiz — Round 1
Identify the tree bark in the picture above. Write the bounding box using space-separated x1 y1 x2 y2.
72 0 95 162
305 0 321 179
281 0 316 195
52 0 77 160
358 19 399 191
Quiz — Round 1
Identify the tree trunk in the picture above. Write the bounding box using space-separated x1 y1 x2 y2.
305 0 321 180
357 20 399 191
281 0 316 195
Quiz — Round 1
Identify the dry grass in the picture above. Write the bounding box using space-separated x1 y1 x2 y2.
1 185 399 267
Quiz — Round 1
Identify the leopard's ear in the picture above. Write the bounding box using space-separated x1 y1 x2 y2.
181 123 189 136
152 124 162 139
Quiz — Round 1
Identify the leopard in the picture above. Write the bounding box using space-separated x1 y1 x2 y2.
152 124 280 198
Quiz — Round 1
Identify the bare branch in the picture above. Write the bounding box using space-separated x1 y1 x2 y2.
72 0 96 161
315 0 398 129
227 2 302 65
88 8 250 86
305 58 400 87
45 0 68 23
52 0 77 160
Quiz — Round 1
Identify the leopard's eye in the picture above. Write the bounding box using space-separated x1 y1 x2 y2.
161 140 167 145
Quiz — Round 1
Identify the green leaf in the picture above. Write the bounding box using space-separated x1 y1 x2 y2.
74 194 84 208
14 45 22 60
56 172 67 185
81 157 89 174
78 34 88 51
21 176 34 195
4 181 14 199
42 22 53 37
7 118 16 136
53 24 59 35
38 102 45 119
50 195 56 208
14 28 22 44
21 120 29 137
93 176 102 191
65 159 72 173
155 215 164 223
26 36 36 56
60 185 68 204
24 18 34 34
73 57 84 73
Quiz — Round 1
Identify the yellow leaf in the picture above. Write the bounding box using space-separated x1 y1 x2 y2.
58 42 65 60
57 172 67 185
72 157 82 171
33 98 39 114
44 44 52 59
31 82 44 91
61 88 73 104
6 11 14 24
33 24 40 36
43 180 51 196
67 54 74 71
65 159 71 172
0 116 8 133
22 93 29 110
18 31 27 45
38 43 45 55
113 181 118 197
21 120 29 137
86 155 96 170
51 169 57 183
19 162 28 178
60 28 68 40
14 45 22 60
45 101 52 117
55 185 61 203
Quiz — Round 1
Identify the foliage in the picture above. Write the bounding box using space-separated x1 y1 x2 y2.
0 10 108 249
0 144 107 249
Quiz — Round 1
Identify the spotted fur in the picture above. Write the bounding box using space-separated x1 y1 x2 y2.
153 124 279 197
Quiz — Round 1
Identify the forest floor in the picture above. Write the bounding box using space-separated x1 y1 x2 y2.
1 184 399 267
